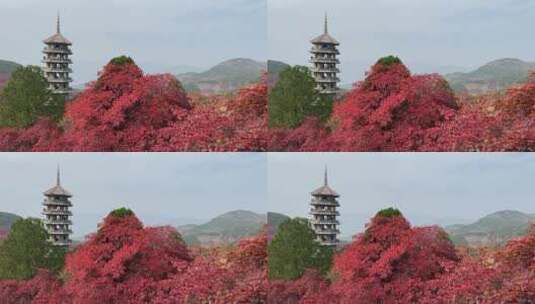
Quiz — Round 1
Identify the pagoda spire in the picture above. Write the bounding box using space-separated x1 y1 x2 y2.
324 13 328 34
324 166 328 186
56 165 61 186
57 12 61 34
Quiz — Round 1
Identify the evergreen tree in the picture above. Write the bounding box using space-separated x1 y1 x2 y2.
269 66 332 128
0 66 65 128
268 217 333 280
0 218 65 280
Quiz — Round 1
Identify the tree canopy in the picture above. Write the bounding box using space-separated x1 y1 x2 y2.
269 66 332 129
0 66 64 128
268 217 332 280
0 218 65 280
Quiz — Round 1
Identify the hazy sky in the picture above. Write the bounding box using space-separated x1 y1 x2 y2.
269 0 535 83
0 0 267 84
0 153 267 238
268 153 535 238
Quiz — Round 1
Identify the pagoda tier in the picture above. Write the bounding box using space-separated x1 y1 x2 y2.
42 167 73 247
309 168 340 246
310 14 340 96
42 14 73 95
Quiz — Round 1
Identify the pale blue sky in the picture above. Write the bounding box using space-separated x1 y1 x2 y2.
268 153 535 238
0 0 267 85
269 0 535 83
0 153 267 238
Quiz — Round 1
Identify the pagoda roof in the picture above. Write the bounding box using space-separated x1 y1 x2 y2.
311 185 339 197
311 14 339 45
44 185 72 197
43 13 72 45
311 33 339 45
44 33 72 45
311 167 339 197
44 166 72 197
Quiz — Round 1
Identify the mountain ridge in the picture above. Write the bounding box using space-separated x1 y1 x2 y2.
446 210 535 247
0 59 22 88
177 210 266 246
176 58 266 94
445 58 535 94
0 212 22 239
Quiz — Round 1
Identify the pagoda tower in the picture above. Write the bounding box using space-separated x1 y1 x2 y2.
310 14 340 96
42 13 73 95
42 167 73 247
309 168 340 246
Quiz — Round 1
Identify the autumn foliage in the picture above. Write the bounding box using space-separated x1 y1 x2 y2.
269 209 535 304
0 209 267 303
0 57 267 151
269 57 535 151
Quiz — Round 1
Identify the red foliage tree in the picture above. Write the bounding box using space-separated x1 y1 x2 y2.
62 210 192 303
268 270 331 304
62 61 191 151
154 230 268 303
153 82 268 152
0 270 65 304
322 212 458 303
0 119 63 151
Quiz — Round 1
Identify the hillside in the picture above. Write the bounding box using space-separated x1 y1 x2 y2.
445 58 535 94
177 210 266 246
0 212 22 239
176 58 266 94
267 212 290 240
446 210 535 247
0 59 22 88
267 60 290 88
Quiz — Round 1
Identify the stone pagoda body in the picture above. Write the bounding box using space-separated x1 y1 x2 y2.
42 168 73 247
310 14 340 96
42 14 73 95
309 168 340 246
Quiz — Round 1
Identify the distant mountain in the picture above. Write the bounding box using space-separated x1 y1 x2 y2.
445 58 535 94
0 212 22 239
267 212 290 240
0 59 22 88
177 210 266 246
176 58 266 94
0 60 20 74
267 60 290 88
446 210 535 247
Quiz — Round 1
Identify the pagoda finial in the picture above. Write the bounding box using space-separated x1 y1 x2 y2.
324 12 328 34
56 11 61 34
56 164 61 186
324 165 328 186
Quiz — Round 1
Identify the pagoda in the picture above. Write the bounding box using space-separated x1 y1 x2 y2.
42 14 73 95
310 14 340 96
42 167 73 247
309 168 340 246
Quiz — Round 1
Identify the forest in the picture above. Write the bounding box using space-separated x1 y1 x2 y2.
268 208 535 303
269 56 535 152
0 208 267 303
0 56 268 152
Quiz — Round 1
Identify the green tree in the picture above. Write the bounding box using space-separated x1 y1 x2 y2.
0 65 65 128
268 217 333 280
0 218 65 280
269 66 332 128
